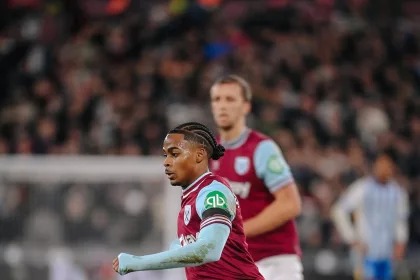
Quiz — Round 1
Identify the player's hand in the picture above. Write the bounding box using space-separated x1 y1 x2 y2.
113 253 134 275
113 256 119 274
351 241 367 255
393 243 405 262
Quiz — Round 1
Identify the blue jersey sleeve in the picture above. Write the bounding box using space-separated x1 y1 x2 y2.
195 180 237 231
253 139 294 193
117 223 230 274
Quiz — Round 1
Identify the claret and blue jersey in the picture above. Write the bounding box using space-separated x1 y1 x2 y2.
212 128 301 262
178 171 264 280
116 171 263 279
116 128 297 279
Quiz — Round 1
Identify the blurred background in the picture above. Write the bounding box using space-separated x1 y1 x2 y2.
0 0 420 279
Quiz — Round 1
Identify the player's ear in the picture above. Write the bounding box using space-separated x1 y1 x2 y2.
243 101 251 115
195 147 206 164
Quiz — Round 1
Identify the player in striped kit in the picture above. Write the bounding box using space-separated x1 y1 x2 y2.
113 122 264 280
332 149 409 280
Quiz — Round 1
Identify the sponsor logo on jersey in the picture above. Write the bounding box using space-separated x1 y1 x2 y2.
179 232 199 246
234 156 250 175
184 205 192 225
228 181 252 199
267 155 284 174
204 191 228 210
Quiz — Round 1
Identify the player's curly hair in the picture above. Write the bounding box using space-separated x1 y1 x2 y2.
169 122 225 160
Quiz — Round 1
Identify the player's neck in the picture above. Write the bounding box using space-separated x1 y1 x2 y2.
182 167 210 190
219 123 246 142
373 175 390 185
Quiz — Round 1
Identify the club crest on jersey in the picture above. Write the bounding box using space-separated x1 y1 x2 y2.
234 157 250 175
184 205 191 225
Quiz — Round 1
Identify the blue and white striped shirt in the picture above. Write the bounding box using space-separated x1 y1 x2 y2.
332 176 409 260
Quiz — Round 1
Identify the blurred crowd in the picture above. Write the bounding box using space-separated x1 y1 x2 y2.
1 0 420 269
0 182 159 245
0 180 163 280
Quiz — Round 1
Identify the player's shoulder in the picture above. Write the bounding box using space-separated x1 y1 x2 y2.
203 173 231 190
353 176 372 185
247 130 280 154
196 176 237 220
347 177 370 192
389 180 407 195
198 175 235 201
248 129 272 143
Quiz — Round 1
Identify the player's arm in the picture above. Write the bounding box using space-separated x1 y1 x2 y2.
114 181 236 275
115 224 229 274
331 180 364 245
394 189 409 261
168 239 182 250
244 139 301 238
